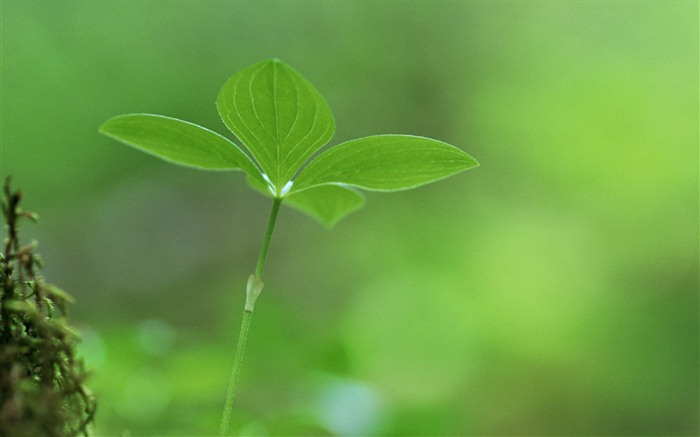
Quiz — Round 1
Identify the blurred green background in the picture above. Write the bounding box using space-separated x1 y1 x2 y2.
2 1 698 435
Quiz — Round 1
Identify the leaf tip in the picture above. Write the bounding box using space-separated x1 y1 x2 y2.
97 119 111 135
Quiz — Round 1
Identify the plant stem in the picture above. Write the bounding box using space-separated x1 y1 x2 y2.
219 310 252 436
255 197 282 277
219 197 283 436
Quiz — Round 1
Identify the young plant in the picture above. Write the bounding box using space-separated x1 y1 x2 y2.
99 59 478 434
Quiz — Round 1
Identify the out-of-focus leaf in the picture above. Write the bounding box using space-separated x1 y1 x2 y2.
285 184 365 228
4 299 37 315
45 284 75 304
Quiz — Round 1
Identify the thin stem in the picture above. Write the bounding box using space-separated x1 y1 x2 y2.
219 197 283 436
255 197 282 277
219 310 252 436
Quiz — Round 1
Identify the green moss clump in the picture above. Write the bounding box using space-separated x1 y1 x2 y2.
1 178 96 436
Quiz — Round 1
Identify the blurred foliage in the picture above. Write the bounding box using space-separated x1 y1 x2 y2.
1 1 697 435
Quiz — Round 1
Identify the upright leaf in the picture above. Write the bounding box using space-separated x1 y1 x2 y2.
99 114 264 184
292 135 478 193
217 59 335 193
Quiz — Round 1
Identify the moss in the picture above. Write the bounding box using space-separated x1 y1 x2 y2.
1 177 96 436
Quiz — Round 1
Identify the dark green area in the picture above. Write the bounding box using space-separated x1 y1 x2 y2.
1 179 96 436
1 1 697 435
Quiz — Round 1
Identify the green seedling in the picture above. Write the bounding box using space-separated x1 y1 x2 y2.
99 59 478 435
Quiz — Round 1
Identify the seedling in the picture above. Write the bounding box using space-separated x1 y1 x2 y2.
99 59 478 434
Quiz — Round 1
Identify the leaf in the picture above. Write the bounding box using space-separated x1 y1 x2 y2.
245 174 275 197
292 135 478 193
99 114 265 184
45 284 75 304
217 59 335 193
4 299 38 316
245 175 364 227
285 185 365 228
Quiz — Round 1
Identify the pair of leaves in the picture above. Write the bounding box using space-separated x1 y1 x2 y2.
99 59 478 227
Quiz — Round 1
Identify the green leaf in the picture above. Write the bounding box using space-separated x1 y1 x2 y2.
245 174 275 197
285 185 365 228
45 284 75 304
4 299 38 316
217 59 335 194
99 114 265 184
245 175 364 227
292 135 478 193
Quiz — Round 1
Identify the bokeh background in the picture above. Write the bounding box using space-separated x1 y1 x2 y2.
2 1 698 435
